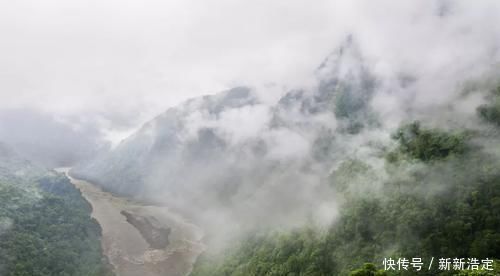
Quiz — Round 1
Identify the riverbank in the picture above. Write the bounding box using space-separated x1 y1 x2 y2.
61 169 204 276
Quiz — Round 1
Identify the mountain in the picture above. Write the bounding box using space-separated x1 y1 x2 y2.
72 39 380 228
73 86 258 196
72 38 500 275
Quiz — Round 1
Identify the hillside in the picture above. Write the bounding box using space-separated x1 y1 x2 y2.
191 120 500 275
0 143 111 276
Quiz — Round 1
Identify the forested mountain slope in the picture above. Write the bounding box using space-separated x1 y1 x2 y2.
0 143 111 276
191 119 500 275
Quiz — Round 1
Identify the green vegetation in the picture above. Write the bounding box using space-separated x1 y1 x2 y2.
191 122 500 276
387 121 468 162
477 86 500 126
192 229 333 276
349 263 387 276
0 148 111 276
456 260 500 275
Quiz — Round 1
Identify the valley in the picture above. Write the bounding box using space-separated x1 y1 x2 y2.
62 169 205 276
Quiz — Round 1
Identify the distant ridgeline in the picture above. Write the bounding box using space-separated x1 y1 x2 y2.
0 143 111 276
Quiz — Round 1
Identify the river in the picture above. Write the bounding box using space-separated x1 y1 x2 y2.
58 169 205 276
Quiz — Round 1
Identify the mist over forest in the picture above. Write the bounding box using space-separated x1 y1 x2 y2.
1 1 500 275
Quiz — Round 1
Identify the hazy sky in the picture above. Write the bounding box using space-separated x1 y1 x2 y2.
1 0 500 144
0 0 344 138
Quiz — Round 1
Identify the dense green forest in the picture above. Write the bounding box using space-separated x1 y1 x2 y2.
191 90 500 275
0 147 111 276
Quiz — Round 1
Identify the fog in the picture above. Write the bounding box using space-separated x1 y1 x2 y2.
0 0 347 149
2 1 499 148
2 0 500 252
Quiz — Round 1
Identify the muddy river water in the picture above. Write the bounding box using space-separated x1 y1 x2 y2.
59 169 205 276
